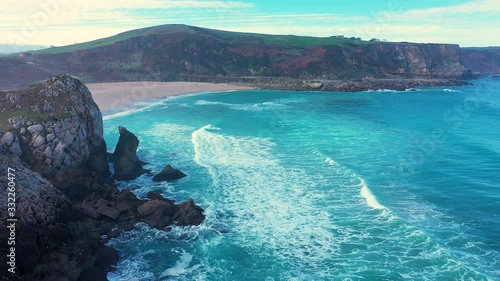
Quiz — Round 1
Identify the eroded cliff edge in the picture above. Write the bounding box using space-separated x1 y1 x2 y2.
0 74 205 280
0 25 477 90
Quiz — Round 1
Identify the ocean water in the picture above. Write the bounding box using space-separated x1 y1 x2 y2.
103 79 500 281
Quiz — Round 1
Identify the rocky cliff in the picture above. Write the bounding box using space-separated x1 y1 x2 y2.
0 146 73 280
462 47 500 74
0 75 205 280
0 74 109 189
0 25 475 90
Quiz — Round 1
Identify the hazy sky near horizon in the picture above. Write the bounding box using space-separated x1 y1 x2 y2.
1 0 499 48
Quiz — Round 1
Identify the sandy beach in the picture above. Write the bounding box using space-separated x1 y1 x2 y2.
87 81 254 111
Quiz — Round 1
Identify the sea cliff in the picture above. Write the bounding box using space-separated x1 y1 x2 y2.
0 74 205 280
0 25 477 91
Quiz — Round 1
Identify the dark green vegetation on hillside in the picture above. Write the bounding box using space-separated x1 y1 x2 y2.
34 24 372 55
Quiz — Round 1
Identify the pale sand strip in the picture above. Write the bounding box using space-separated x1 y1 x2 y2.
86 81 254 111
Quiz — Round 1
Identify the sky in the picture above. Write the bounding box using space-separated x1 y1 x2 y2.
1 0 499 51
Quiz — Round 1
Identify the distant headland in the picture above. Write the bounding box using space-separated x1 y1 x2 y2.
0 24 498 91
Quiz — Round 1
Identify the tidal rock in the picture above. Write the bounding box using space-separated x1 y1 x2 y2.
112 126 148 180
81 201 100 219
115 190 142 212
137 200 176 227
153 164 187 182
173 199 205 226
95 205 120 220
146 190 167 201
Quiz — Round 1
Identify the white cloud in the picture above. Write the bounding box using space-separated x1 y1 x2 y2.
366 0 500 46
402 0 500 16
0 0 253 45
0 0 498 47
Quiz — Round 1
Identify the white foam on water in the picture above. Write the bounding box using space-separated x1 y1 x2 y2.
194 100 287 112
194 127 471 279
143 122 195 162
107 223 211 280
324 157 386 210
107 249 156 281
376 89 399 92
191 125 338 270
360 180 385 210
190 125 484 279
103 96 494 279
103 99 168 120
444 88 462 92
363 89 401 93
103 107 146 120
145 122 196 144
160 250 201 278
319 154 491 279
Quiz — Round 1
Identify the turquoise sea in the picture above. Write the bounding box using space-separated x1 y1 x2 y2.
103 78 500 281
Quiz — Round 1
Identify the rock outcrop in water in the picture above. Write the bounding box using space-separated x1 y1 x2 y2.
112 126 149 180
153 164 187 182
0 75 205 281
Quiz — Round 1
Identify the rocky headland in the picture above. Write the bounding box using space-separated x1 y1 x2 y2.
0 24 486 92
0 74 205 281
461 47 500 75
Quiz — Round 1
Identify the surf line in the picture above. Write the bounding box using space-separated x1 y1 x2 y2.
324 157 386 210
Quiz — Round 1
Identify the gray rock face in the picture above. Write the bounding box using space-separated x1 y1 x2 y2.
0 132 22 156
0 145 72 280
0 74 110 189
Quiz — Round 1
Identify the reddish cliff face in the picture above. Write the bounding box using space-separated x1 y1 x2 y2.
0 25 475 89
462 47 500 74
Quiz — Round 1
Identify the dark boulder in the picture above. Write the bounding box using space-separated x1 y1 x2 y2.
146 190 168 201
173 199 205 226
78 245 119 281
137 200 176 228
95 205 120 220
115 190 142 212
112 126 148 180
153 164 187 182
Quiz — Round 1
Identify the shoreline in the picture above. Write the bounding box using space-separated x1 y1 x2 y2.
87 81 255 112
88 78 471 116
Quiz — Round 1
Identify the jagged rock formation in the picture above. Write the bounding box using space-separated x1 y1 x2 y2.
0 74 110 189
0 145 78 280
153 164 187 182
0 75 205 281
112 126 149 180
